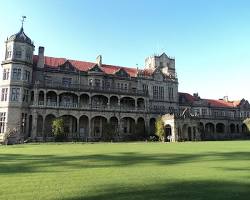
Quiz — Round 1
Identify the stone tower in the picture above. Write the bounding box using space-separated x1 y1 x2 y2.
0 22 34 143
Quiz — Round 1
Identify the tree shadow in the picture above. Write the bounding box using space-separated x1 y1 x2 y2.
1 151 250 174
60 180 250 200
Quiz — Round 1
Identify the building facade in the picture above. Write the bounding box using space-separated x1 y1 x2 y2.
0 25 249 143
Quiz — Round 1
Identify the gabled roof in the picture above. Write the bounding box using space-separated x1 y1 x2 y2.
33 55 138 77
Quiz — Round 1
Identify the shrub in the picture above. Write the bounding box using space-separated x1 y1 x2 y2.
155 117 165 142
52 118 66 141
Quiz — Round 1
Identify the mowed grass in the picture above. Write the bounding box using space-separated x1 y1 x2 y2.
1 141 250 200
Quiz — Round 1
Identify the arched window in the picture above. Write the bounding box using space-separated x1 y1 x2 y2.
6 46 12 59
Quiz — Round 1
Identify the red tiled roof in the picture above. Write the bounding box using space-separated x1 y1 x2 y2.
179 92 242 108
206 99 236 108
179 92 196 103
33 55 138 77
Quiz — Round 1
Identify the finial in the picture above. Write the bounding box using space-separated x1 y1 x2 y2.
21 16 26 29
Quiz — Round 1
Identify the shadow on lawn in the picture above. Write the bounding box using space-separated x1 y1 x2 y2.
1 150 250 174
60 179 250 200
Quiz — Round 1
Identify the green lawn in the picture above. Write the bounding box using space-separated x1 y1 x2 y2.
1 141 250 200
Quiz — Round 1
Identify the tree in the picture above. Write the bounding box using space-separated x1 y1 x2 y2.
155 117 165 142
52 118 65 141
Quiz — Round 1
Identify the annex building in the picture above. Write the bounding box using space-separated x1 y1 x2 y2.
0 25 250 143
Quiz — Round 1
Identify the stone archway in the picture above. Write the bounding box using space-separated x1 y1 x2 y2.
60 115 78 139
216 123 225 134
230 123 236 134
165 124 172 142
44 114 56 137
91 116 108 138
79 115 89 139
136 117 146 138
121 117 136 135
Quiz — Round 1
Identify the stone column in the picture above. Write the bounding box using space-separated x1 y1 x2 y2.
34 89 38 106
57 95 59 107
31 112 37 140
44 92 47 106
77 96 80 108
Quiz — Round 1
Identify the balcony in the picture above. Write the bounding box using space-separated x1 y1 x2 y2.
34 81 148 97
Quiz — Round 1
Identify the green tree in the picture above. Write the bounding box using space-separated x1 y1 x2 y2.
52 118 65 141
155 117 165 142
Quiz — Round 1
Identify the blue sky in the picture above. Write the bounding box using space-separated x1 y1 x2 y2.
0 0 250 100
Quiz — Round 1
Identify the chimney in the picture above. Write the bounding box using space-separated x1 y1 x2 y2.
37 46 44 68
223 96 229 102
96 55 102 67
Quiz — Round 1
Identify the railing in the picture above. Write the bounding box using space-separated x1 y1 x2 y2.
31 102 147 112
34 81 148 96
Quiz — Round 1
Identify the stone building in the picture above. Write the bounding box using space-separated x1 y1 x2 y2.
0 24 249 143
0 25 178 143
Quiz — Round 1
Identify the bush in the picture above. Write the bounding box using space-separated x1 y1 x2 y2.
52 118 66 141
155 117 165 142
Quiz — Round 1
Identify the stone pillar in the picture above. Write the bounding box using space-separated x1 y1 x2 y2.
107 97 110 109
57 95 59 107
34 89 38 106
31 112 37 140
88 118 92 138
77 96 80 108
44 92 47 106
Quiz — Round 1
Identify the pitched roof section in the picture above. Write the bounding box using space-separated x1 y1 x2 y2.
33 55 137 77
179 92 242 108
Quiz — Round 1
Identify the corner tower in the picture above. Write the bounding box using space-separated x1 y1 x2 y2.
0 17 34 143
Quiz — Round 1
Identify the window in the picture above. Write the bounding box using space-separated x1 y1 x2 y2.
15 48 22 58
89 79 93 86
1 88 8 101
12 68 21 80
124 84 128 90
202 109 207 116
62 77 72 87
23 89 29 103
3 69 10 80
168 87 174 100
26 50 32 61
6 46 12 59
159 87 164 100
153 86 164 99
153 86 158 99
45 76 52 85
105 81 110 89
0 112 6 133
23 70 30 82
11 88 20 101
95 79 100 87
142 84 148 94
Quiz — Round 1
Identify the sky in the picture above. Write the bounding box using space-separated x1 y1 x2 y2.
0 0 250 101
